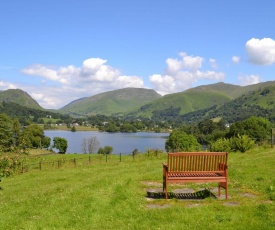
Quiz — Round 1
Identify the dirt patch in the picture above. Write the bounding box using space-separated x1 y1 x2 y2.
141 181 162 187
240 193 257 198
223 202 240 206
186 203 203 208
147 204 171 209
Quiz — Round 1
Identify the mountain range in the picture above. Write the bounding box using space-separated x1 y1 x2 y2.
1 81 275 123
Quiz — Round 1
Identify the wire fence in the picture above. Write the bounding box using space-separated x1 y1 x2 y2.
18 150 166 174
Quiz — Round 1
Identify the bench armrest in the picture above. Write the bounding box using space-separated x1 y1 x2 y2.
162 163 168 169
219 163 229 171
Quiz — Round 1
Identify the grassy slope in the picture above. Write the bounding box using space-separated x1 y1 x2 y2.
0 89 42 110
59 88 162 116
1 148 275 229
134 90 232 117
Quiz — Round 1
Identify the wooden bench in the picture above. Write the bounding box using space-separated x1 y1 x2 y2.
162 152 229 199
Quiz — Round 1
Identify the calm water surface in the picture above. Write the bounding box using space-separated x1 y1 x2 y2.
44 130 169 154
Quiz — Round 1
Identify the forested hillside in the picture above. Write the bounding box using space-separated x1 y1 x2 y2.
0 89 42 110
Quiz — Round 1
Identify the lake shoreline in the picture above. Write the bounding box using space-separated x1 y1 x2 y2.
44 130 169 154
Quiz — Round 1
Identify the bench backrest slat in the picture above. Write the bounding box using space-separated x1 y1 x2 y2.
167 152 228 172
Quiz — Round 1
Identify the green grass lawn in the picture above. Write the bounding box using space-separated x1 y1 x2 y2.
1 149 275 229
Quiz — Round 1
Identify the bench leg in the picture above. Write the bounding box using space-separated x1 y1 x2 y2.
163 180 168 199
219 182 228 199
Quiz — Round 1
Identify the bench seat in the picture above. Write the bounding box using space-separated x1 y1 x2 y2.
163 152 228 199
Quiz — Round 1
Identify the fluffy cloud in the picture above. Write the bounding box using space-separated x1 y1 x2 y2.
232 56 241 64
0 81 17 90
21 58 145 108
238 74 261 86
149 53 225 95
245 38 275 65
209 58 218 69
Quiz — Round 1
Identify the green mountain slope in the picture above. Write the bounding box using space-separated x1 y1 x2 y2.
132 82 238 117
0 89 42 110
59 88 162 116
180 83 275 123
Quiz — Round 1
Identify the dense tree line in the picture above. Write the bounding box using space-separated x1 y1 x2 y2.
0 101 71 125
0 114 51 152
165 116 273 153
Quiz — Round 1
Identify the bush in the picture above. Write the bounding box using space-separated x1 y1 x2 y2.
230 134 255 153
53 137 68 153
209 138 231 152
165 130 201 152
0 154 24 179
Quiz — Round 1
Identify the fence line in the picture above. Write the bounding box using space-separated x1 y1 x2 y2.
19 151 164 174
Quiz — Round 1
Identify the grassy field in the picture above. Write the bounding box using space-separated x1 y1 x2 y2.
1 148 275 229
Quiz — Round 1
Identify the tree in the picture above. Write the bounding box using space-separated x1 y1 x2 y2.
19 124 44 149
87 136 100 154
13 118 21 147
0 113 14 151
53 137 68 153
82 138 87 154
97 147 105 154
165 130 201 152
198 119 217 135
41 136 51 149
228 116 272 143
103 146 113 154
97 146 113 154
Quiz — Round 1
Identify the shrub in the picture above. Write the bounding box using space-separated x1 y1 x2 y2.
0 154 24 179
165 130 201 152
209 138 231 152
230 134 255 153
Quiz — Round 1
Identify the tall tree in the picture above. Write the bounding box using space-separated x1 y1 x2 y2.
0 114 14 152
87 136 100 154
13 118 21 147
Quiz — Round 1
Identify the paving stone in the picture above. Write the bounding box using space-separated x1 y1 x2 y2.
147 204 171 209
239 193 256 198
223 201 240 206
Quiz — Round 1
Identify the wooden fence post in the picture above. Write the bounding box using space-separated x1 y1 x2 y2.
89 156 91 164
271 128 274 148
39 161 42 170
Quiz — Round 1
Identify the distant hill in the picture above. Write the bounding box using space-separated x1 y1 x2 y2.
2 81 275 124
0 89 42 110
171 82 275 124
58 88 162 116
131 82 240 117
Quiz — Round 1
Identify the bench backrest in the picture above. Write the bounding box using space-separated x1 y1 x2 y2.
167 152 228 173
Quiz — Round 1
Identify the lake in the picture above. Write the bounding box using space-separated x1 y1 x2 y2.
44 130 169 154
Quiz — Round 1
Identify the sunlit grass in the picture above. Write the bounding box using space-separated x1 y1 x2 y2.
1 149 275 229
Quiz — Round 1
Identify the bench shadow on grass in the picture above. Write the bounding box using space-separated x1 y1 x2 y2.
147 188 217 200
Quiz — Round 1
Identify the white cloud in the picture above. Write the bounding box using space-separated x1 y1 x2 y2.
238 74 261 86
149 53 225 95
166 52 204 74
22 64 78 84
245 38 275 65
0 81 17 90
232 56 241 64
209 58 218 69
21 58 145 109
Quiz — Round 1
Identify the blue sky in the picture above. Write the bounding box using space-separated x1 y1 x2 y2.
1 0 275 109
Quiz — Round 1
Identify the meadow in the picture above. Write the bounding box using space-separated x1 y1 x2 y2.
0 148 275 229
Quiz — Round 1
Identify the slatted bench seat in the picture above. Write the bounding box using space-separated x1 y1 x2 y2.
162 152 229 199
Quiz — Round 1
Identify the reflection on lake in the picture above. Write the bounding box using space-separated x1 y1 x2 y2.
44 130 169 154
